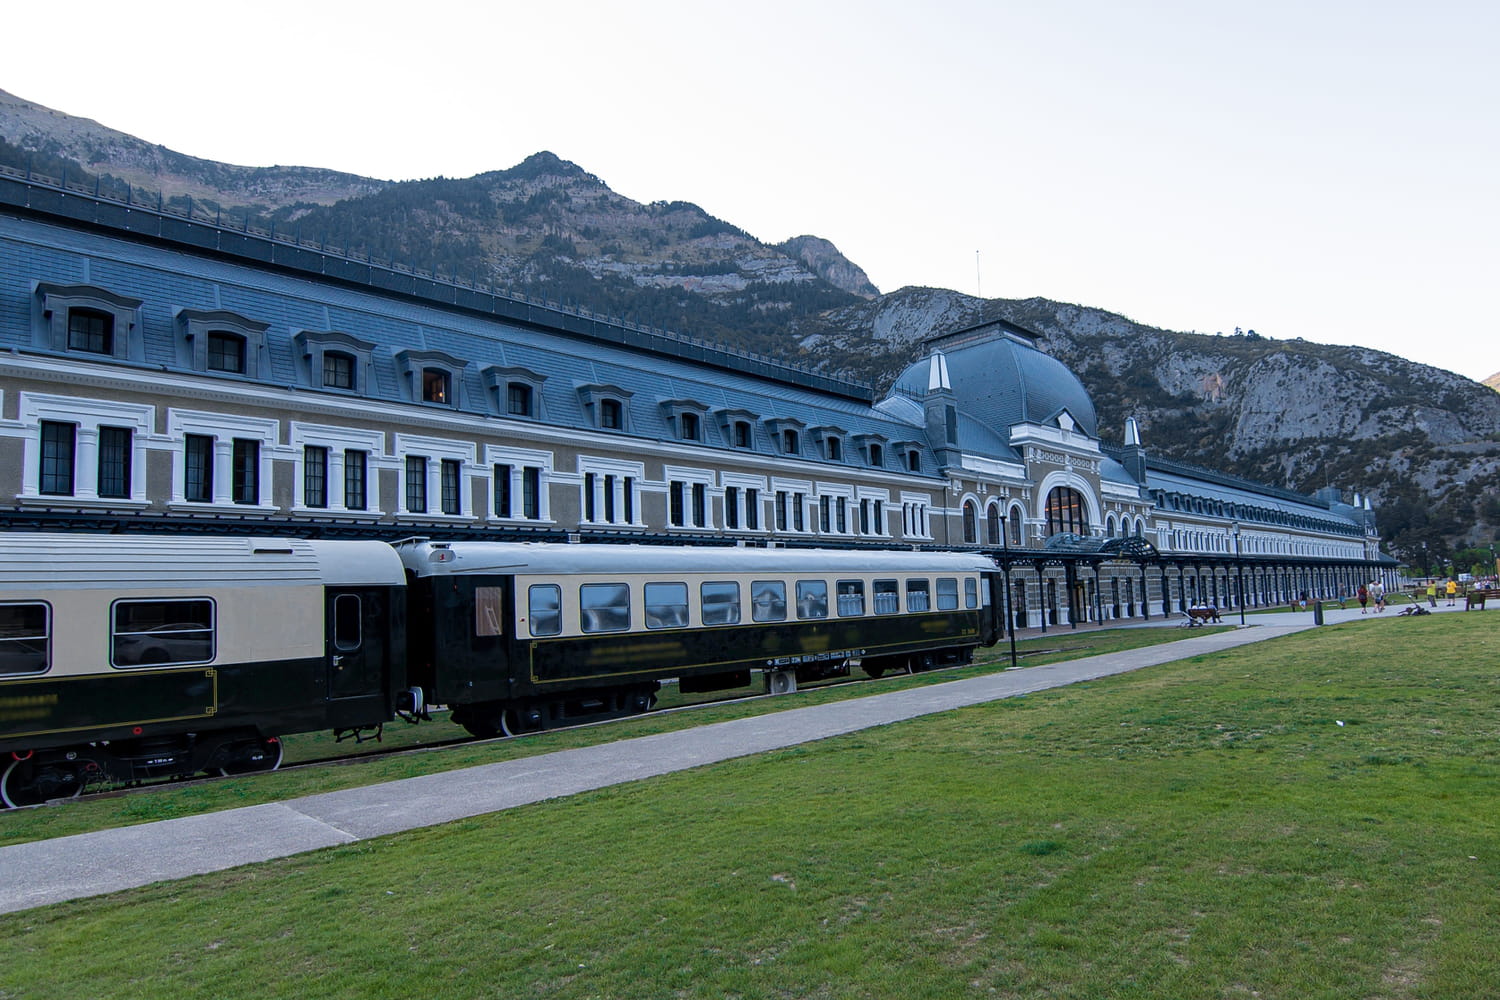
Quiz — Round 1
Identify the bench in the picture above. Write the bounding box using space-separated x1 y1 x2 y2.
1465 589 1500 610
1181 606 1223 626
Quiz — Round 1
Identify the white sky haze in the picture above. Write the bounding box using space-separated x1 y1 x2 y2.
5 0 1497 379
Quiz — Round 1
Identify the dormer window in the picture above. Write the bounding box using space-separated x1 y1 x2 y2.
177 308 267 379
715 408 760 451
397 349 467 409
810 426 847 464
600 398 623 429
423 367 451 404
869 443 883 467
681 411 700 441
68 309 113 354
323 351 356 390
908 450 921 472
297 329 375 395
827 437 842 461
482 366 547 420
661 398 710 444
207 332 246 373
578 383 634 432
37 282 142 360
853 433 889 469
783 429 800 454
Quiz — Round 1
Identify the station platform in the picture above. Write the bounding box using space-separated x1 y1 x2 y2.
0 603 1451 914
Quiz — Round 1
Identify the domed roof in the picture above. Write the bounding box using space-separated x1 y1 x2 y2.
889 328 1098 440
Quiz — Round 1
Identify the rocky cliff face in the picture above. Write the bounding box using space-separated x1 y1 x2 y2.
0 88 387 208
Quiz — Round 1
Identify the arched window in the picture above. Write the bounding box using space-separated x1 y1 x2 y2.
962 500 978 544
1009 506 1023 546
1044 486 1087 537
986 503 1002 545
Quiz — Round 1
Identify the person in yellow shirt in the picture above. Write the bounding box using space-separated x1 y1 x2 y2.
1446 578 1459 606
1426 582 1438 607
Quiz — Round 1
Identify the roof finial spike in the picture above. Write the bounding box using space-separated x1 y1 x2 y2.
927 351 951 393
1124 416 1141 447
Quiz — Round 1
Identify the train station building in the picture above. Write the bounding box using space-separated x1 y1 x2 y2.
0 168 1393 629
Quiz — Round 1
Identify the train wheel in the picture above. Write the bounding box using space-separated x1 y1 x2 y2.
1 758 85 808
218 737 285 776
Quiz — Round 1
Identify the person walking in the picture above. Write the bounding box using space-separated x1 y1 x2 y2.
1370 580 1385 613
1358 584 1369 614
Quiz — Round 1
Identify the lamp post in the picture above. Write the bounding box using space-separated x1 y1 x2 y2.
1232 521 1245 626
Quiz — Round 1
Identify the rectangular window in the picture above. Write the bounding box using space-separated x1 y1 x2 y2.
98 426 132 499
965 578 979 609
207 332 246 373
796 580 829 620
344 449 368 510
691 483 707 527
67 309 112 354
185 434 214 502
0 602 50 675
819 496 831 533
580 583 630 633
422 368 450 404
304 446 329 509
441 459 462 515
406 456 428 513
39 420 76 496
775 491 788 531
522 466 541 519
751 580 787 622
623 477 635 523
604 474 617 524
701 582 741 625
836 580 866 617
232 439 259 505
323 352 355 390
725 486 740 529
937 578 960 611
793 493 806 532
474 587 503 638
494 463 513 517
112 598 214 668
906 579 931 612
584 472 596 522
874 579 900 615
645 582 689 629
670 482 686 527
836 497 848 534
745 488 759 530
528 584 562 637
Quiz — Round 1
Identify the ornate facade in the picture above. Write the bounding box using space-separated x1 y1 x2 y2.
0 169 1392 629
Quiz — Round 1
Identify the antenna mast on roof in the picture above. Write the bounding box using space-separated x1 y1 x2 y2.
975 250 982 299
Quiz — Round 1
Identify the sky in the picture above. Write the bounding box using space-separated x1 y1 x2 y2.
5 0 1498 380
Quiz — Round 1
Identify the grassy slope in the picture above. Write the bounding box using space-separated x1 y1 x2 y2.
1 616 1497 999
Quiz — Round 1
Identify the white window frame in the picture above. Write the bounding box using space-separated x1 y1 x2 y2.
17 393 153 507
166 409 278 511
288 423 387 517
484 444 556 524
393 433 476 519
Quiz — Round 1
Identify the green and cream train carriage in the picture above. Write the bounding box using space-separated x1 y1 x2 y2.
0 533 408 807
396 540 1003 738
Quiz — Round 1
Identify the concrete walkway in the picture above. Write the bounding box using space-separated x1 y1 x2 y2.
0 602 1449 914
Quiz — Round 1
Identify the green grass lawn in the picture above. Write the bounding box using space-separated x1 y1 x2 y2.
2 615 1496 999
0 625 1216 847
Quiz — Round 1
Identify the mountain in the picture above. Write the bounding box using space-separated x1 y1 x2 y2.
4 86 1497 568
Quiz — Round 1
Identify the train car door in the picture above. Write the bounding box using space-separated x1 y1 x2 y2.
326 589 390 710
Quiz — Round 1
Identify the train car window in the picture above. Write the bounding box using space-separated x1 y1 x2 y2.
645 582 689 629
836 580 866 617
795 580 829 619
334 594 363 650
0 602 50 675
906 579 931 612
474 586 504 637
937 578 960 611
701 582 741 625
965 578 979 609
580 583 631 633
873 580 899 615
528 585 562 637
111 599 214 668
751 581 787 622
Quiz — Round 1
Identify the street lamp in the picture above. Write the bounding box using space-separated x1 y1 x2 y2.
1232 521 1245 626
